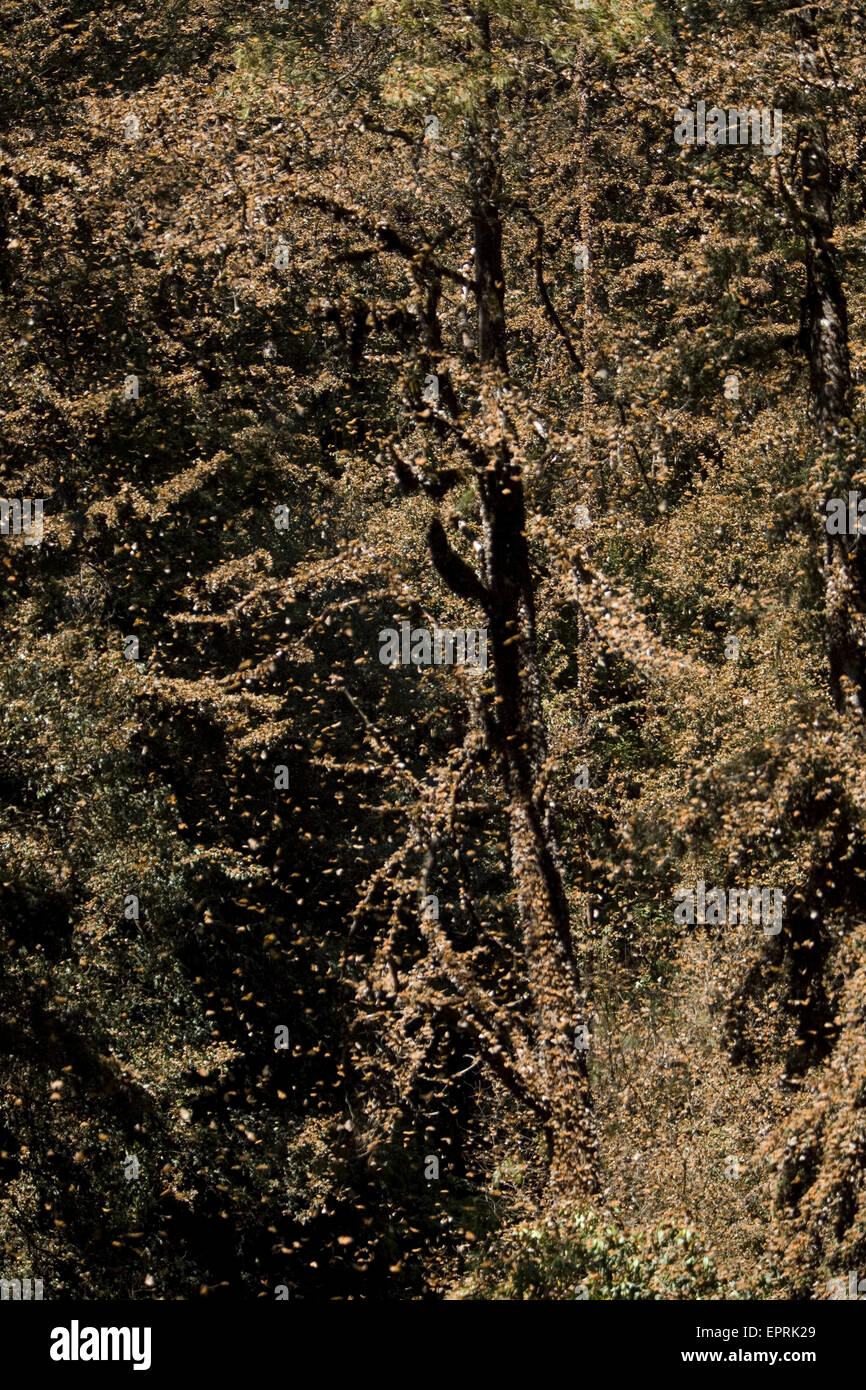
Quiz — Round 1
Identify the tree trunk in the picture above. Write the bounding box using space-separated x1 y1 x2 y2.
449 9 599 1197
792 9 866 714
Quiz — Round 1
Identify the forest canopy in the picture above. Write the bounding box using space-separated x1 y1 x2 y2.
1 0 866 1301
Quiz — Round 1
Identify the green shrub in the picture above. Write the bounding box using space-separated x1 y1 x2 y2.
453 1207 731 1300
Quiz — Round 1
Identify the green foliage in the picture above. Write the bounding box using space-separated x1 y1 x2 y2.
455 1208 729 1299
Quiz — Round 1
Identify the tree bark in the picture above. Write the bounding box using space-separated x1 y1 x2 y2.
792 9 866 714
437 6 599 1198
